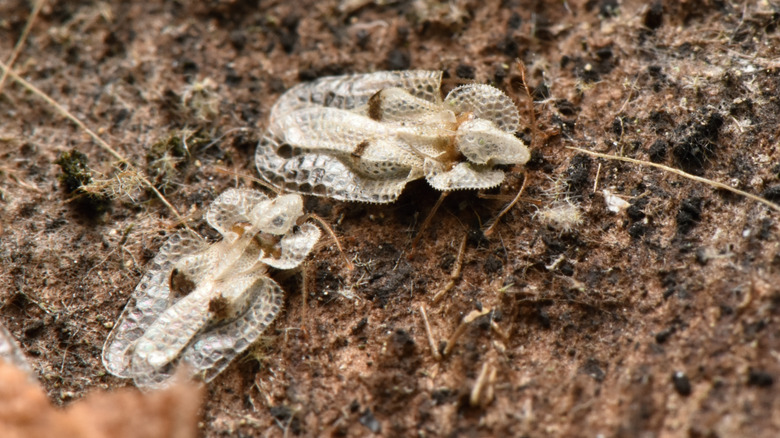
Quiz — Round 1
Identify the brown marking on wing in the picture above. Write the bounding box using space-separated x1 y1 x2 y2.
208 295 232 320
254 232 283 259
170 268 196 296
351 140 370 159
367 90 383 121
230 222 252 237
434 136 464 171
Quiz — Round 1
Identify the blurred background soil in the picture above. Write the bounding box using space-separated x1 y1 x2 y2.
1 0 780 436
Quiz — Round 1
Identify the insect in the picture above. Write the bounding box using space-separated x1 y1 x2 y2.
102 188 321 388
256 70 530 203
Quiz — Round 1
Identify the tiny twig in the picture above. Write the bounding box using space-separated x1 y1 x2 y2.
419 305 441 361
0 0 44 94
593 162 601 193
410 190 450 253
303 213 355 271
432 234 467 303
490 321 509 342
470 361 493 407
569 147 780 213
442 308 490 357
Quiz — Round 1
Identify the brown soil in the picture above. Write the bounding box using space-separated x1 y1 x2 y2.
2 0 780 437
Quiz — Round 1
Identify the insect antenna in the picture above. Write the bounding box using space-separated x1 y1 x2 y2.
409 190 450 254
301 213 355 271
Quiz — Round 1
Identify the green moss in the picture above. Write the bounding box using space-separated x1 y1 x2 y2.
54 149 112 217
54 149 93 193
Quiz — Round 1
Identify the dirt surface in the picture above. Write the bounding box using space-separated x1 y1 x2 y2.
2 0 780 436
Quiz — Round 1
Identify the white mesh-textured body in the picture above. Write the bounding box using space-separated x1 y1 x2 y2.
256 70 529 203
102 189 320 389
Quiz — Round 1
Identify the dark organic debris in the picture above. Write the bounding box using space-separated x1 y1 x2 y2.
676 196 703 234
54 149 112 216
672 371 692 396
672 112 724 175
747 369 774 388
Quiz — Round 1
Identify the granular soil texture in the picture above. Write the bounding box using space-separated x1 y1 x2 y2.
1 0 780 437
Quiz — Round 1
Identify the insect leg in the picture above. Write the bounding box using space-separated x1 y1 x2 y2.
409 190 450 253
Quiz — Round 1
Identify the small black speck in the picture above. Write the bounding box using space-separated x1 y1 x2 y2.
611 117 625 139
648 139 668 163
537 307 551 329
762 184 780 203
672 371 692 396
229 30 246 50
628 222 647 238
595 47 613 60
644 1 664 29
747 368 774 387
385 49 410 70
531 83 550 101
565 154 593 195
655 326 675 344
432 388 454 405
647 65 663 78
599 0 620 17
349 399 360 413
467 228 489 248
677 197 703 234
627 197 648 221
507 12 522 30
555 99 578 116
176 58 198 77
23 319 45 338
496 35 519 58
559 261 574 276
352 317 368 335
455 64 476 79
483 255 503 274
580 358 606 382
356 29 370 49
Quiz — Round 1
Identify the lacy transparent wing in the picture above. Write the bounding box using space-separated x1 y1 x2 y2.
261 222 322 270
257 70 529 203
206 188 270 240
102 233 207 378
104 190 321 388
128 283 215 388
256 129 418 203
270 70 443 122
275 107 391 153
178 275 283 383
445 84 520 134
129 265 271 389
424 162 507 191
